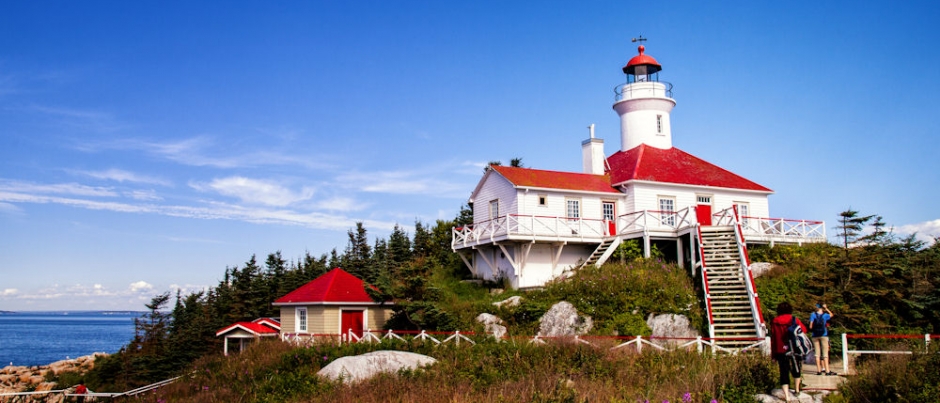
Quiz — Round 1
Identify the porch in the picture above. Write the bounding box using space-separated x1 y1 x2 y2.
452 207 826 250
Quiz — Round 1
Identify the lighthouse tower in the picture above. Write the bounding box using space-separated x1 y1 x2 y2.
612 45 676 151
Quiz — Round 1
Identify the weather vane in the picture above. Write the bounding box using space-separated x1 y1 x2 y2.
631 35 647 44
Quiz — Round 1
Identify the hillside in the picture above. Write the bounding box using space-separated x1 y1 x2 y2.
48 214 940 402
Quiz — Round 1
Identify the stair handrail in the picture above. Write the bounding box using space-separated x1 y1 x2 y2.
694 224 716 339
730 206 766 337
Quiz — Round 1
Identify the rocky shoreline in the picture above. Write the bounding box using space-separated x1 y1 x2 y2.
0 353 106 398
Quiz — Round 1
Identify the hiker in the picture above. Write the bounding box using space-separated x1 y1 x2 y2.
771 302 808 401
810 303 836 375
74 380 88 403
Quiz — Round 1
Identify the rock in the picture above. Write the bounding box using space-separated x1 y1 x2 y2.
750 262 774 278
317 350 437 383
537 301 592 337
646 314 699 347
476 313 507 339
492 296 522 308
490 288 504 295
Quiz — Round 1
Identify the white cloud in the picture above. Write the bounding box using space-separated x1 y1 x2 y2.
896 219 940 244
193 176 314 207
1 289 17 296
77 169 171 186
129 281 153 293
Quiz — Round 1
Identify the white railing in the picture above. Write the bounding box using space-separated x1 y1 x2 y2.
453 209 825 249
841 333 936 374
616 207 697 234
0 375 181 400
715 212 826 244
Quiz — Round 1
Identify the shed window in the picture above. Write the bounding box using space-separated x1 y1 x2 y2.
296 308 307 333
489 200 499 220
538 195 547 206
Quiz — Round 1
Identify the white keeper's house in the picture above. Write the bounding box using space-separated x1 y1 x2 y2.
451 45 826 349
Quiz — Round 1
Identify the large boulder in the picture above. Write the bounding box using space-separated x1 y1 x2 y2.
476 313 507 339
646 314 699 347
317 350 437 383
537 301 592 337
750 262 775 278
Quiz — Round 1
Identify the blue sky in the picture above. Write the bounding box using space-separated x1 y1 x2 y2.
2 1 938 311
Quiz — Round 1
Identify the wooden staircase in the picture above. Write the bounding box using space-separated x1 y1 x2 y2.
579 237 622 269
698 225 763 351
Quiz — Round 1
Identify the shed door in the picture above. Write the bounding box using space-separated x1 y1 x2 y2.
341 310 364 338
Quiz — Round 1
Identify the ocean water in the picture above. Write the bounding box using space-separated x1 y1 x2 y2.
0 311 140 367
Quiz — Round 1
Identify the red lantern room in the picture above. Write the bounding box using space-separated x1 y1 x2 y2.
622 45 662 83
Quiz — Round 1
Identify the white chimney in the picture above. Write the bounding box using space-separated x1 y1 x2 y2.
582 124 605 175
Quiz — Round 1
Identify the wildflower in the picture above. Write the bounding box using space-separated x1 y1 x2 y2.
203 386 209 391
711 400 718 403
323 355 328 361
683 392 692 403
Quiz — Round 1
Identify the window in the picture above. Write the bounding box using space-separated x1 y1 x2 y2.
602 201 615 221
566 198 580 220
489 200 499 220
538 194 547 206
296 308 307 333
735 203 750 229
659 197 675 227
696 195 712 205
656 115 663 134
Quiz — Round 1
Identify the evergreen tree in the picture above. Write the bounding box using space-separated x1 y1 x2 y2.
836 208 874 251
344 222 373 281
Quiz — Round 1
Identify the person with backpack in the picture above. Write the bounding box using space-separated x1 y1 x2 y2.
771 302 809 401
809 302 836 376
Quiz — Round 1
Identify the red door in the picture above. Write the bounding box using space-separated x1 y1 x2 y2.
695 204 712 226
341 310 364 338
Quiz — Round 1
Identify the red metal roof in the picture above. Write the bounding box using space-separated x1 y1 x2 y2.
216 321 279 337
606 145 772 192
273 268 375 305
491 165 620 193
623 45 662 75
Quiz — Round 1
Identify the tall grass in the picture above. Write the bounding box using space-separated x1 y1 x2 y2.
149 338 775 403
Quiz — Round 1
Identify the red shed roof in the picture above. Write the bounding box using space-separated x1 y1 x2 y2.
216 321 279 337
490 165 619 194
272 268 376 305
606 145 772 192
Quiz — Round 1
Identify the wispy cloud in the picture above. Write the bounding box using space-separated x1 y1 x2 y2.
338 169 468 197
315 196 368 212
0 188 394 231
124 189 163 201
0 202 23 215
75 135 335 170
75 168 171 186
0 180 117 197
191 176 315 207
897 219 940 244
1 288 17 296
26 104 127 133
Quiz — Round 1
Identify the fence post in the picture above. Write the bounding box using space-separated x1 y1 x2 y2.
842 333 849 374
636 335 643 353
926 333 931 353
696 336 702 353
764 336 771 356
